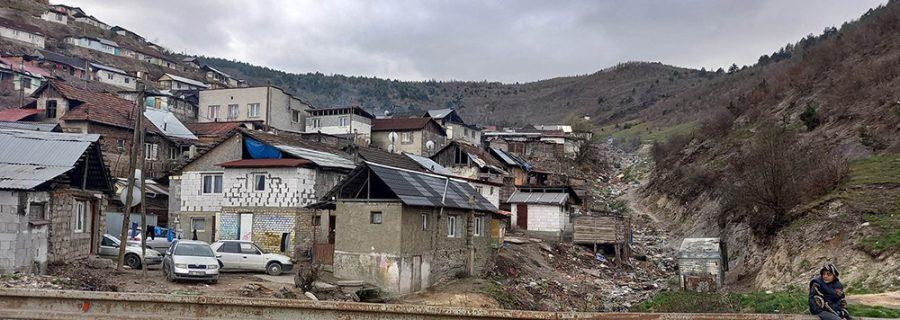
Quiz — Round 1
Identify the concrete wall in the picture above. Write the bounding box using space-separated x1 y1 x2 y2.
92 69 136 90
180 171 225 212
470 181 500 209
0 26 45 48
221 167 318 208
199 87 309 132
0 191 49 274
370 129 445 157
305 114 371 138
65 37 115 55
510 203 567 234
446 123 481 146
41 11 68 24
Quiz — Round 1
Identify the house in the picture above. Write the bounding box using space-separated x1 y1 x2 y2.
0 128 112 274
41 8 68 25
326 161 499 294
32 49 89 79
0 56 50 95
89 63 136 89
0 16 44 49
488 147 530 186
158 73 208 91
118 89 199 124
72 13 110 30
370 117 446 156
48 4 85 17
111 26 145 43
65 37 119 55
201 65 237 88
181 57 201 70
507 186 581 237
304 106 374 144
198 86 311 132
423 108 481 146
172 129 354 248
29 79 195 179
430 140 507 184
678 238 727 292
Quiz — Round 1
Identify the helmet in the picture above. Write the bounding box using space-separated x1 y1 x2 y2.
820 263 840 278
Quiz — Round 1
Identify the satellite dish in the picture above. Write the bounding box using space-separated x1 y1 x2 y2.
117 169 144 207
425 140 435 151
387 144 395 153
388 132 398 143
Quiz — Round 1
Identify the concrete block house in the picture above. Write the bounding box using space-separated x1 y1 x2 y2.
198 86 311 132
327 162 499 294
507 186 581 237
304 106 374 145
370 117 446 156
0 129 111 274
172 129 353 252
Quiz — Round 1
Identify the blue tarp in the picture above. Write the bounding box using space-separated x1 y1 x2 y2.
245 137 283 159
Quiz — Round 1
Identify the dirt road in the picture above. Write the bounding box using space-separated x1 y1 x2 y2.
846 291 900 309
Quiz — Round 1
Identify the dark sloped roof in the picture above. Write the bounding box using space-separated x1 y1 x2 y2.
186 121 245 136
371 117 443 134
36 49 88 70
0 16 42 34
365 162 496 212
218 159 313 168
357 147 424 172
434 141 504 169
40 80 162 135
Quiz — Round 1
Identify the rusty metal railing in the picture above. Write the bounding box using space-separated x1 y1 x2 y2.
0 288 820 320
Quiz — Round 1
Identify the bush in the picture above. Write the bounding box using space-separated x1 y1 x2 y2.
698 110 735 137
799 105 821 131
651 133 692 168
722 123 847 238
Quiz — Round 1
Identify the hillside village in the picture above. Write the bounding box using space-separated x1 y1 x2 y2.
0 0 897 318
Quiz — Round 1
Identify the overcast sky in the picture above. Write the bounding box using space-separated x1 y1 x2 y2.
67 0 884 83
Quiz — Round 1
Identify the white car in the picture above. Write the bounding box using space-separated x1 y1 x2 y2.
162 240 220 283
98 234 163 269
211 240 294 276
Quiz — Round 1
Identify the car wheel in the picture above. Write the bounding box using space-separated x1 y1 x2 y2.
209 278 218 285
266 262 283 276
125 254 142 270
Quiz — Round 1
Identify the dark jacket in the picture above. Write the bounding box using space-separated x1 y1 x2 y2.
809 276 846 316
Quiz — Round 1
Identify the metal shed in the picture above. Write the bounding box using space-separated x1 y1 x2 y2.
678 238 728 292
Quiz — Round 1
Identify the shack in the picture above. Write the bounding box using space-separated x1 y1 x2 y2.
572 214 631 262
677 237 727 292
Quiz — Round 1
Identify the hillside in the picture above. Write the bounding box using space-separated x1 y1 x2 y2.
202 57 714 126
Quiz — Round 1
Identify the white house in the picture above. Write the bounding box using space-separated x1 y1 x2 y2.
40 9 68 25
89 63 136 89
158 73 208 91
0 17 44 48
304 106 373 142
507 186 581 237
65 37 119 55
72 13 110 30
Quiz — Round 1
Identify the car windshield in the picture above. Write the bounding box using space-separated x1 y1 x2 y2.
173 243 214 257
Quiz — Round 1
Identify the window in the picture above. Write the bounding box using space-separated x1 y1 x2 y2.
312 215 321 227
253 174 266 191
202 174 223 194
208 105 220 119
168 146 180 160
292 110 301 123
370 211 382 224
310 118 320 128
124 77 130 84
401 132 413 144
73 200 88 233
191 217 207 232
101 235 116 247
421 213 428 231
475 216 484 236
227 104 239 120
22 77 31 89
490 186 494 195
475 185 484 194
338 116 348 127
239 242 260 255
217 241 240 253
447 215 458 237
248 103 260 118
143 143 158 160
28 203 46 221
45 100 57 118
107 73 113 80
116 139 126 152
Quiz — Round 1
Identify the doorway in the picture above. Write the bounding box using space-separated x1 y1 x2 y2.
516 204 528 229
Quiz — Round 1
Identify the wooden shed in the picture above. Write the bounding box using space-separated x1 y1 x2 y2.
572 214 632 263
678 238 728 292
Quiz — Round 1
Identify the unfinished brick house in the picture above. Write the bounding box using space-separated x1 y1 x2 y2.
0 128 111 274
326 161 499 294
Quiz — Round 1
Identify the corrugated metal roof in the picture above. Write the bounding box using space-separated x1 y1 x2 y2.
678 238 721 259
114 178 168 197
144 108 198 140
404 153 452 175
275 144 356 169
161 73 208 88
218 159 313 168
507 191 569 205
0 164 73 189
0 129 98 190
367 162 496 212
0 121 59 132
90 63 127 75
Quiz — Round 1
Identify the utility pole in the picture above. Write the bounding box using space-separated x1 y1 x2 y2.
138 119 148 276
116 84 145 271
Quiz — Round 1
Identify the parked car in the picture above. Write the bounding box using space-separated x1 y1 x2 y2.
162 240 219 283
127 228 175 252
210 240 294 276
98 234 163 269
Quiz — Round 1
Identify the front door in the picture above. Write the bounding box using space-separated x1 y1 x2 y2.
516 204 528 229
239 214 253 241
328 215 336 244
411 255 422 292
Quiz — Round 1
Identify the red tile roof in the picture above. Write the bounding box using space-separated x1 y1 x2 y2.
0 108 41 121
186 121 245 136
43 80 161 134
217 158 313 168
371 117 439 132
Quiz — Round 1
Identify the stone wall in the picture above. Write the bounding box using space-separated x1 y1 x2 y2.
47 188 106 264
219 207 305 253
85 122 182 180
0 191 49 274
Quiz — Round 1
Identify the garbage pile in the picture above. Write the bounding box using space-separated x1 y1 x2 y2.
1 260 117 292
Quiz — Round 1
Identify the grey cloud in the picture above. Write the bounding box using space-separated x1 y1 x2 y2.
68 0 884 82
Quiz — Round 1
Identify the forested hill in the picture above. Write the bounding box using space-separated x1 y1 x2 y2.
199 56 714 126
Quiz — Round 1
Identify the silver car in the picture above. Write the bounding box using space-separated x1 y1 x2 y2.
99 234 163 269
211 240 294 276
162 240 220 283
